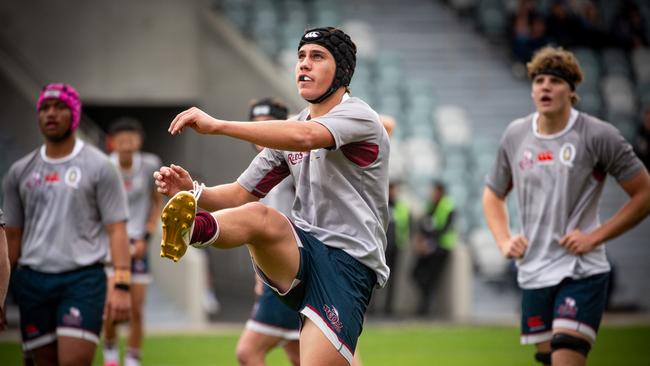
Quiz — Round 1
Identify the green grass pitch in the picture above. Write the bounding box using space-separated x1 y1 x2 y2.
0 325 648 365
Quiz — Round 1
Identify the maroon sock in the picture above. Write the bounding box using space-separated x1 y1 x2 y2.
190 212 218 243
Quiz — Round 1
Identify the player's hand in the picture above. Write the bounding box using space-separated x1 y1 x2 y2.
154 164 193 197
104 287 131 324
559 229 598 255
499 235 528 259
132 239 147 259
168 107 222 135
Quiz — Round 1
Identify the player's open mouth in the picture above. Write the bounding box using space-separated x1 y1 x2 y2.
298 75 313 82
540 96 552 103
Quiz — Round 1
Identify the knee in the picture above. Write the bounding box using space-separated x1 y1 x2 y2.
241 202 285 238
242 201 271 218
551 332 592 357
235 343 260 366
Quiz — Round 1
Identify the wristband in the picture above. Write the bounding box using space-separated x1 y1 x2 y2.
114 283 131 291
114 269 131 285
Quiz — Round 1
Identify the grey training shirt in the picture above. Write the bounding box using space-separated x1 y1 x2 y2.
110 152 161 240
3 139 128 273
238 95 391 286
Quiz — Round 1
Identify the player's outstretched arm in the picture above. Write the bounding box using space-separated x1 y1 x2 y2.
154 164 259 212
168 107 334 151
561 169 650 254
482 187 527 258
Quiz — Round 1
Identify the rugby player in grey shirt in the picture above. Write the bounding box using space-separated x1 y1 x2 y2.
3 83 132 365
155 27 389 366
483 47 650 366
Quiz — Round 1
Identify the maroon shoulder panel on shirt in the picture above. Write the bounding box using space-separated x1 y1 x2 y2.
253 162 291 198
340 141 379 167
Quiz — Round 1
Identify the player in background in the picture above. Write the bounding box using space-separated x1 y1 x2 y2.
0 209 9 331
103 118 162 366
483 47 650 366
235 98 300 366
154 27 389 366
2 83 131 365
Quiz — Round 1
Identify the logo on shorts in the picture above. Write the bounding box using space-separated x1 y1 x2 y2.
519 150 535 170
323 304 343 333
25 324 40 337
559 143 576 167
64 166 82 189
527 315 546 332
558 297 578 318
62 306 83 327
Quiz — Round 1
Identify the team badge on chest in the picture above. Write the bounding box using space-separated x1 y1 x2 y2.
559 143 576 167
65 166 82 189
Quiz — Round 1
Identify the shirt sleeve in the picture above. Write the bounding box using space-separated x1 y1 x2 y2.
96 159 129 225
485 131 513 198
311 100 381 150
237 148 291 198
593 123 644 182
2 165 24 227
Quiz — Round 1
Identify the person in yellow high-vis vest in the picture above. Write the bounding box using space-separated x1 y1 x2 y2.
412 181 457 316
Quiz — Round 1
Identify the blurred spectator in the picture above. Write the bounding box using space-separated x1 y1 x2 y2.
511 0 551 64
576 0 608 49
545 0 583 48
634 105 650 168
411 181 457 316
382 181 412 316
612 1 649 50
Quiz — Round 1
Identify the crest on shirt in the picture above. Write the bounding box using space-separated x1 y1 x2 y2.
518 150 535 170
64 166 82 189
26 172 42 190
559 143 576 167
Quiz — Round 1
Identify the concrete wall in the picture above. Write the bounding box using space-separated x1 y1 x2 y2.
0 0 200 104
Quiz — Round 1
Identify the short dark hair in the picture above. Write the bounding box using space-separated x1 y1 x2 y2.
109 117 144 136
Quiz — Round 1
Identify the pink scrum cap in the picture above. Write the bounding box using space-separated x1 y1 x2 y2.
37 83 82 130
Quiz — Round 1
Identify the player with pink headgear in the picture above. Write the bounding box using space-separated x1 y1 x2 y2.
3 83 132 365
